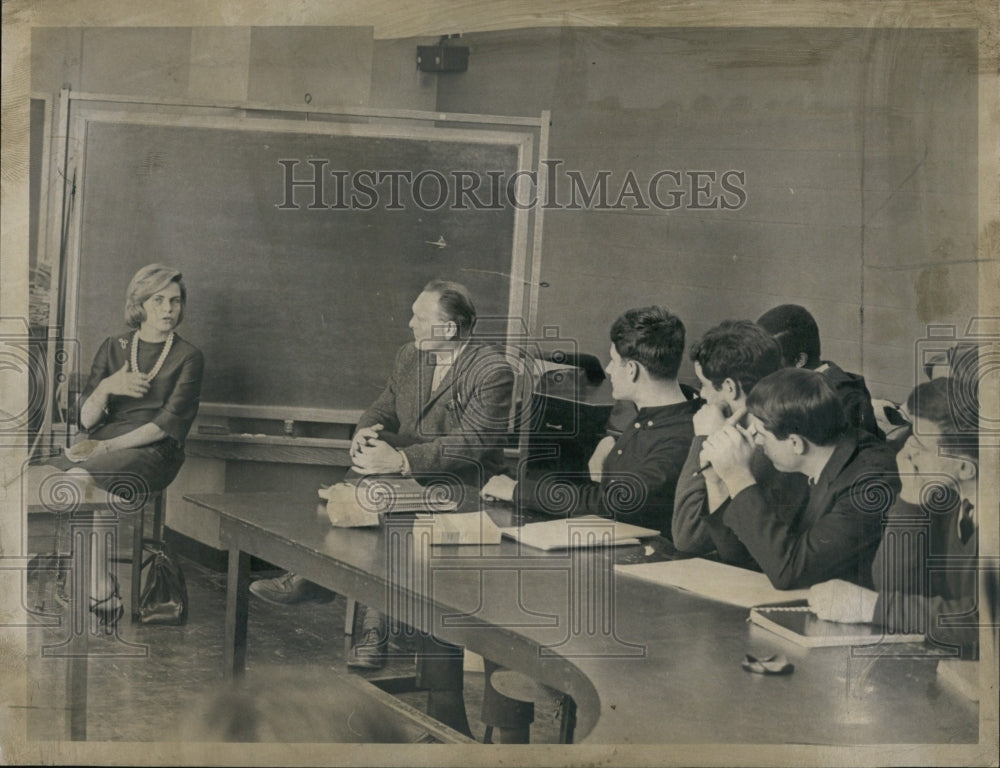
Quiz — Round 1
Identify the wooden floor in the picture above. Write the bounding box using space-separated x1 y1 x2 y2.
22 513 564 744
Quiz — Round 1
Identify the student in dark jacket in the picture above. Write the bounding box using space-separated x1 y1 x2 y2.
482 305 700 536
757 303 883 439
699 368 898 589
671 320 806 557
809 377 985 660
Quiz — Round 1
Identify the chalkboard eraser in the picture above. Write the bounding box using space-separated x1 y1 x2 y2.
197 424 230 435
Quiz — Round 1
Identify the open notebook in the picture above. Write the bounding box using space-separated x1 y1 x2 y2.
500 515 660 551
749 600 925 648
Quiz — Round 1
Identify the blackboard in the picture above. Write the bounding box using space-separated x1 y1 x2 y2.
70 112 534 412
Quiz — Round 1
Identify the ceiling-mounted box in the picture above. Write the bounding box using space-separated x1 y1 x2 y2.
416 45 469 73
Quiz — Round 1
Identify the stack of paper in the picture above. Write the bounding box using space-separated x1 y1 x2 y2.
351 477 458 513
415 511 502 545
501 515 659 551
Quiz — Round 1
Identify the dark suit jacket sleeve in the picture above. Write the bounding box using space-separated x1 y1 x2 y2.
356 346 405 435
721 472 889 590
872 499 979 657
670 437 715 552
840 382 882 440
401 346 514 476
874 591 978 658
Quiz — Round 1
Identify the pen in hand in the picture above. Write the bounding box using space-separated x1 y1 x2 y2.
692 462 712 478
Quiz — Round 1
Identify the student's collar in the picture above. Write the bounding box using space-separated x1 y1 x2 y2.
809 433 854 487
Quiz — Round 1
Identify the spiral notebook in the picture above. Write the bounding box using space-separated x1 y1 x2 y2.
749 600 925 648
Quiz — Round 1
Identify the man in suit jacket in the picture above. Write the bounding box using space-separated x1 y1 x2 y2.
672 319 804 556
350 283 513 483
698 367 898 589
251 280 513 737
810 377 985 661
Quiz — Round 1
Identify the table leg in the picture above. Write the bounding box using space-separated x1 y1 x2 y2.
131 503 145 620
224 547 250 678
66 522 92 741
66 652 88 740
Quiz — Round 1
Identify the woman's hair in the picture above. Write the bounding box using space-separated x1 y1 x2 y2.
746 367 846 446
423 279 477 338
124 264 186 329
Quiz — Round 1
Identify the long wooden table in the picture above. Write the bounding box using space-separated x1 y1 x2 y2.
189 490 980 745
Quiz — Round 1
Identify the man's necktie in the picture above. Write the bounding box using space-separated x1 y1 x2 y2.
430 353 450 392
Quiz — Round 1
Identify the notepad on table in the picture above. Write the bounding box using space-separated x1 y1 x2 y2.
340 476 458 513
500 515 659 551
415 511 502 545
749 600 926 648
615 558 809 608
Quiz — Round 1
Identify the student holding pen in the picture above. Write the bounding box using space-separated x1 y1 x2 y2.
697 368 897 589
672 319 798 557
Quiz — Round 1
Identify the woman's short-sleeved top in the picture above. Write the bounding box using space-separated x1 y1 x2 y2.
80 333 204 445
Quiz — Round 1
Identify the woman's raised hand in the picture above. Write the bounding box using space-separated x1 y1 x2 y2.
104 362 151 398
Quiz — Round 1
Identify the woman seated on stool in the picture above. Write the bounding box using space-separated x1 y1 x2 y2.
47 263 204 624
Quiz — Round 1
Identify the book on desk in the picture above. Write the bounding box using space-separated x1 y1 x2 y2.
749 600 926 648
617 559 928 648
342 476 459 513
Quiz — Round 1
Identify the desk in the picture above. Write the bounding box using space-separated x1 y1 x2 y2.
189 490 979 744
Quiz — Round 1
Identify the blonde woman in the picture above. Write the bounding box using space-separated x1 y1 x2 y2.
51 263 204 623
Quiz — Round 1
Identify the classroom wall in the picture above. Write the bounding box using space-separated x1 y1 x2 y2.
30 26 402 107
435 27 980 403
31 25 981 405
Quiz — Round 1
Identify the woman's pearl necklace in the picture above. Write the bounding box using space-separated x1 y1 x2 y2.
131 330 174 380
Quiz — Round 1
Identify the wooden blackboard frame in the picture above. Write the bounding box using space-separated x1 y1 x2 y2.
55 97 547 427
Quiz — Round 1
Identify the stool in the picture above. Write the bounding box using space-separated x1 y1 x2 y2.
483 664 576 744
26 465 164 623
56 489 164 623
117 491 165 621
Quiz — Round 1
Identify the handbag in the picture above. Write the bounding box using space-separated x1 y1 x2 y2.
139 544 189 625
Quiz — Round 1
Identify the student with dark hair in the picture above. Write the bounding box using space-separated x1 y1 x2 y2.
483 305 700 536
671 320 802 555
810 377 984 660
480 306 699 742
698 368 897 589
757 303 882 438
